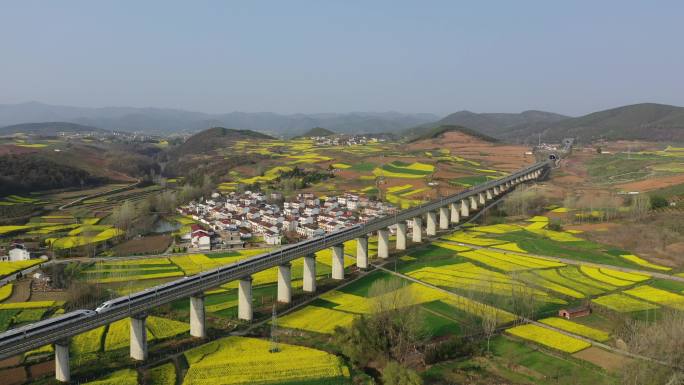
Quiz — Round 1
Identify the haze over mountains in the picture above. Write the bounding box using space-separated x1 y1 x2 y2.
1 101 683 142
0 102 438 137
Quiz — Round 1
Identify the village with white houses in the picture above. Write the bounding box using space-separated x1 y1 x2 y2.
177 190 398 251
309 134 385 147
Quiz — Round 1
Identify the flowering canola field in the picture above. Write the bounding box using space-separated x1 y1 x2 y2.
183 336 350 385
506 323 591 353
539 317 610 342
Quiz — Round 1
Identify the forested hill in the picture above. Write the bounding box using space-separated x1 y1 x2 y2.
171 127 274 158
405 125 498 143
0 154 106 196
295 127 336 138
408 110 568 142
537 103 684 141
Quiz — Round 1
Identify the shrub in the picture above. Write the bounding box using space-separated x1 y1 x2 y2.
382 361 423 385
649 195 669 210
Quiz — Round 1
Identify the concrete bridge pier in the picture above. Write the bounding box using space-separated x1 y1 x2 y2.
377 229 389 259
277 263 292 303
331 244 345 279
478 192 486 205
356 236 369 269
449 202 459 223
190 293 206 338
493 186 500 195
238 276 253 321
460 199 469 217
396 222 407 250
469 196 478 211
486 189 493 200
426 211 437 236
130 314 148 361
303 254 316 293
439 207 449 229
412 217 422 243
54 339 70 383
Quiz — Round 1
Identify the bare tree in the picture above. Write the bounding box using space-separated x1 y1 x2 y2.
616 310 684 385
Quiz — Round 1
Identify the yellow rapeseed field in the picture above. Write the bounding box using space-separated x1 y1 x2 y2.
539 317 610 342
0 284 13 302
592 293 659 312
624 286 684 310
506 324 591 353
183 336 350 385
621 254 671 271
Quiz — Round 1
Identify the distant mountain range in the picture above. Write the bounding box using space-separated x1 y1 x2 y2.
408 103 684 143
2 101 683 142
0 102 438 136
295 127 337 138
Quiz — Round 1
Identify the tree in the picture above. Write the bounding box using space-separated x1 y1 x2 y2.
630 194 651 220
650 195 669 210
481 309 498 353
334 278 429 366
112 200 137 237
617 310 684 385
381 361 423 385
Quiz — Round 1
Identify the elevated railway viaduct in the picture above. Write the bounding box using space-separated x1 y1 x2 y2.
0 161 552 382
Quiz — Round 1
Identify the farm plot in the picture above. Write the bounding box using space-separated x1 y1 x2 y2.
83 258 183 284
539 317 610 342
82 369 138 385
592 293 659 312
373 161 435 179
0 284 13 301
72 326 106 356
620 254 671 271
405 262 565 305
457 249 565 272
623 285 684 310
0 260 42 277
506 323 591 353
182 336 350 385
277 304 356 334
148 362 176 385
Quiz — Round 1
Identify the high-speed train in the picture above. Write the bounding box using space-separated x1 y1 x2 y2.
93 223 366 314
0 309 96 345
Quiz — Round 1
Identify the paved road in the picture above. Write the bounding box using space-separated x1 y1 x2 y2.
0 260 55 287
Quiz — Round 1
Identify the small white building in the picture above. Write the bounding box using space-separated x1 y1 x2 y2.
191 230 211 251
0 248 30 262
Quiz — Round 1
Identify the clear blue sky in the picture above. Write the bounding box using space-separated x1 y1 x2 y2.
1 1 683 116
